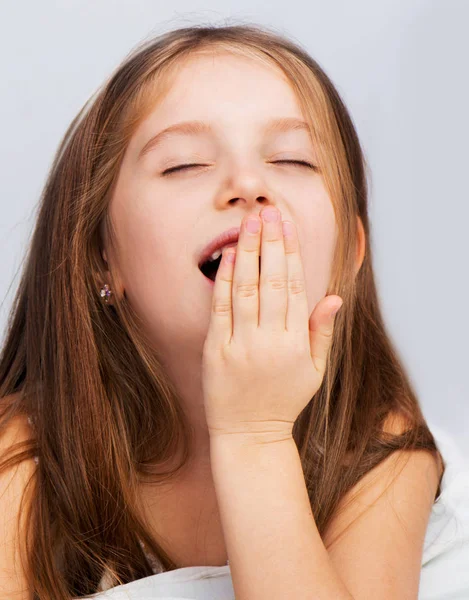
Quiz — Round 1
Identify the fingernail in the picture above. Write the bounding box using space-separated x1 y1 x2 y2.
246 217 260 233
262 207 279 222
282 220 294 236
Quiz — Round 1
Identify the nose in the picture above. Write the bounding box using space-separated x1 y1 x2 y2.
214 163 280 217
227 196 277 220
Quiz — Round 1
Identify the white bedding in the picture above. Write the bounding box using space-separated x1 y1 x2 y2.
82 422 469 600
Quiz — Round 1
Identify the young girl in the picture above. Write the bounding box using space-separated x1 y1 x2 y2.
1 22 467 600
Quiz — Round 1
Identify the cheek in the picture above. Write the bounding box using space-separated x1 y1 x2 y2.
120 241 197 350
113 191 186 278
119 217 190 295
296 200 337 315
302 231 336 308
111 207 201 335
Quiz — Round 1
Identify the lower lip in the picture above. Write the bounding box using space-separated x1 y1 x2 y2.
200 270 215 286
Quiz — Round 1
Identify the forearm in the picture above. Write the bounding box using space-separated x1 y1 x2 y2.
210 432 353 600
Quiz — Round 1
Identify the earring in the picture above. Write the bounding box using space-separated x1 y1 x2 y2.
100 284 112 304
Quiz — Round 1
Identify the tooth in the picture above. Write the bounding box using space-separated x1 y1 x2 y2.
209 248 223 261
208 242 263 262
208 242 238 262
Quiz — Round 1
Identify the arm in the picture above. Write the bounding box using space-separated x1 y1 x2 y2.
204 210 440 598
210 432 353 600
0 412 36 600
210 431 440 600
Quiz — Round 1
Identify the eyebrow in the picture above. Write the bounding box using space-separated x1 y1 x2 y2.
137 117 311 161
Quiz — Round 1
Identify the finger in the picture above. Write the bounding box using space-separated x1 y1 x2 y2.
231 214 261 341
259 206 288 332
309 297 343 375
207 247 236 348
282 220 310 339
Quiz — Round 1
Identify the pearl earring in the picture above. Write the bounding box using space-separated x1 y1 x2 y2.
100 284 112 304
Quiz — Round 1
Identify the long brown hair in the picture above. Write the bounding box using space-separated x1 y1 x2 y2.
0 22 445 598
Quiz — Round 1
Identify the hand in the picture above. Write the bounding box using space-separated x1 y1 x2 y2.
201 206 343 440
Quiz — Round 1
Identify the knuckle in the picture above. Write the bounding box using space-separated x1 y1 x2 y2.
284 245 297 255
219 343 233 362
320 328 334 342
265 235 281 244
242 245 259 254
218 272 233 283
288 277 306 295
235 280 259 298
212 300 232 316
264 274 288 290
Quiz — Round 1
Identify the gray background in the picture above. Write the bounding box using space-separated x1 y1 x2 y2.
1 1 467 460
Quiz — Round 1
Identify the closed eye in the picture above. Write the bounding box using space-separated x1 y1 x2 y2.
161 159 317 176
161 163 206 176
272 160 316 169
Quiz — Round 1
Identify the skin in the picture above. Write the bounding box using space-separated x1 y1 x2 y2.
202 207 344 438
101 51 365 565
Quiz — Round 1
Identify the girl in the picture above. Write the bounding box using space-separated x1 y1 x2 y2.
1 22 464 600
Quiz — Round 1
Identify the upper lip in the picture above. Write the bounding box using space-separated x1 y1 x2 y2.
197 226 241 268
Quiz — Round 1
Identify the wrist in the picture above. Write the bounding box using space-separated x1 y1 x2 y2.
208 422 294 447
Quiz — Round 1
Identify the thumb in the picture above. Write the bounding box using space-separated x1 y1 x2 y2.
308 296 343 375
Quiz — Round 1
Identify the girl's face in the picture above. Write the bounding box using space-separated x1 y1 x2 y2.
108 52 338 359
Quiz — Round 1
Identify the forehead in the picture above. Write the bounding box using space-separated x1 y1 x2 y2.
136 52 307 141
164 51 298 104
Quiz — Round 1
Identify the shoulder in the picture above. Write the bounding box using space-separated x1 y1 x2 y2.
342 411 443 479
1 393 36 466
325 411 442 547
371 411 443 498
0 393 36 599
381 410 444 481
321 412 445 597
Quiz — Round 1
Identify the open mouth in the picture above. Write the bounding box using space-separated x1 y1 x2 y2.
199 253 262 282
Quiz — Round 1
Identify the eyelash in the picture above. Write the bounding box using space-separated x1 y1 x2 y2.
161 160 316 176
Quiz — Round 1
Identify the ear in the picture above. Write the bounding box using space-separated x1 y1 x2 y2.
355 215 366 276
